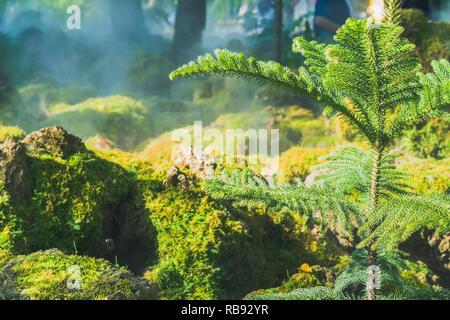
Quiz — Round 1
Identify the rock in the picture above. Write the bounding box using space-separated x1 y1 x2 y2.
103 269 159 300
0 257 26 300
0 137 31 202
23 127 86 159
163 166 194 189
0 128 155 272
0 249 159 300
175 145 216 180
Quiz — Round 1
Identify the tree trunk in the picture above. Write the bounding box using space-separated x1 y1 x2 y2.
367 149 382 300
274 0 283 63
109 0 148 42
170 0 207 65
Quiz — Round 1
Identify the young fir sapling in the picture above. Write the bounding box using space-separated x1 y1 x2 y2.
169 0 449 300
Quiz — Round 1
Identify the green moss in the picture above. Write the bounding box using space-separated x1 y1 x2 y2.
144 184 247 300
244 257 349 299
19 84 97 115
44 96 153 150
0 126 26 141
401 260 437 291
0 248 13 270
91 148 165 191
278 147 329 183
142 166 345 300
9 250 135 300
0 216 16 269
399 158 449 195
0 138 158 272
6 150 131 254
403 119 450 159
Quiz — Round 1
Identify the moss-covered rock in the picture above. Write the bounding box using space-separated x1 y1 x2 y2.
23 126 86 159
0 127 155 272
0 249 158 300
19 84 97 121
43 96 153 151
398 157 449 195
141 164 346 300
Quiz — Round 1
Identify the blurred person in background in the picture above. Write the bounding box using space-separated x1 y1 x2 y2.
314 0 352 42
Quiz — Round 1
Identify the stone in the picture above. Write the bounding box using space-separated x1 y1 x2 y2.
22 126 86 159
0 137 31 202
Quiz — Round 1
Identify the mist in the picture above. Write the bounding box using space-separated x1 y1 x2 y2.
0 0 447 151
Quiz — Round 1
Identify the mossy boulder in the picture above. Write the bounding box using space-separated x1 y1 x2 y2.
0 127 155 271
127 52 174 96
141 165 346 300
43 96 153 151
19 84 97 121
0 249 158 300
23 126 86 159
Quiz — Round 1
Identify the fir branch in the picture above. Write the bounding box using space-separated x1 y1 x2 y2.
203 169 363 239
170 49 313 95
311 146 410 204
359 194 450 250
387 60 450 138
383 0 402 25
